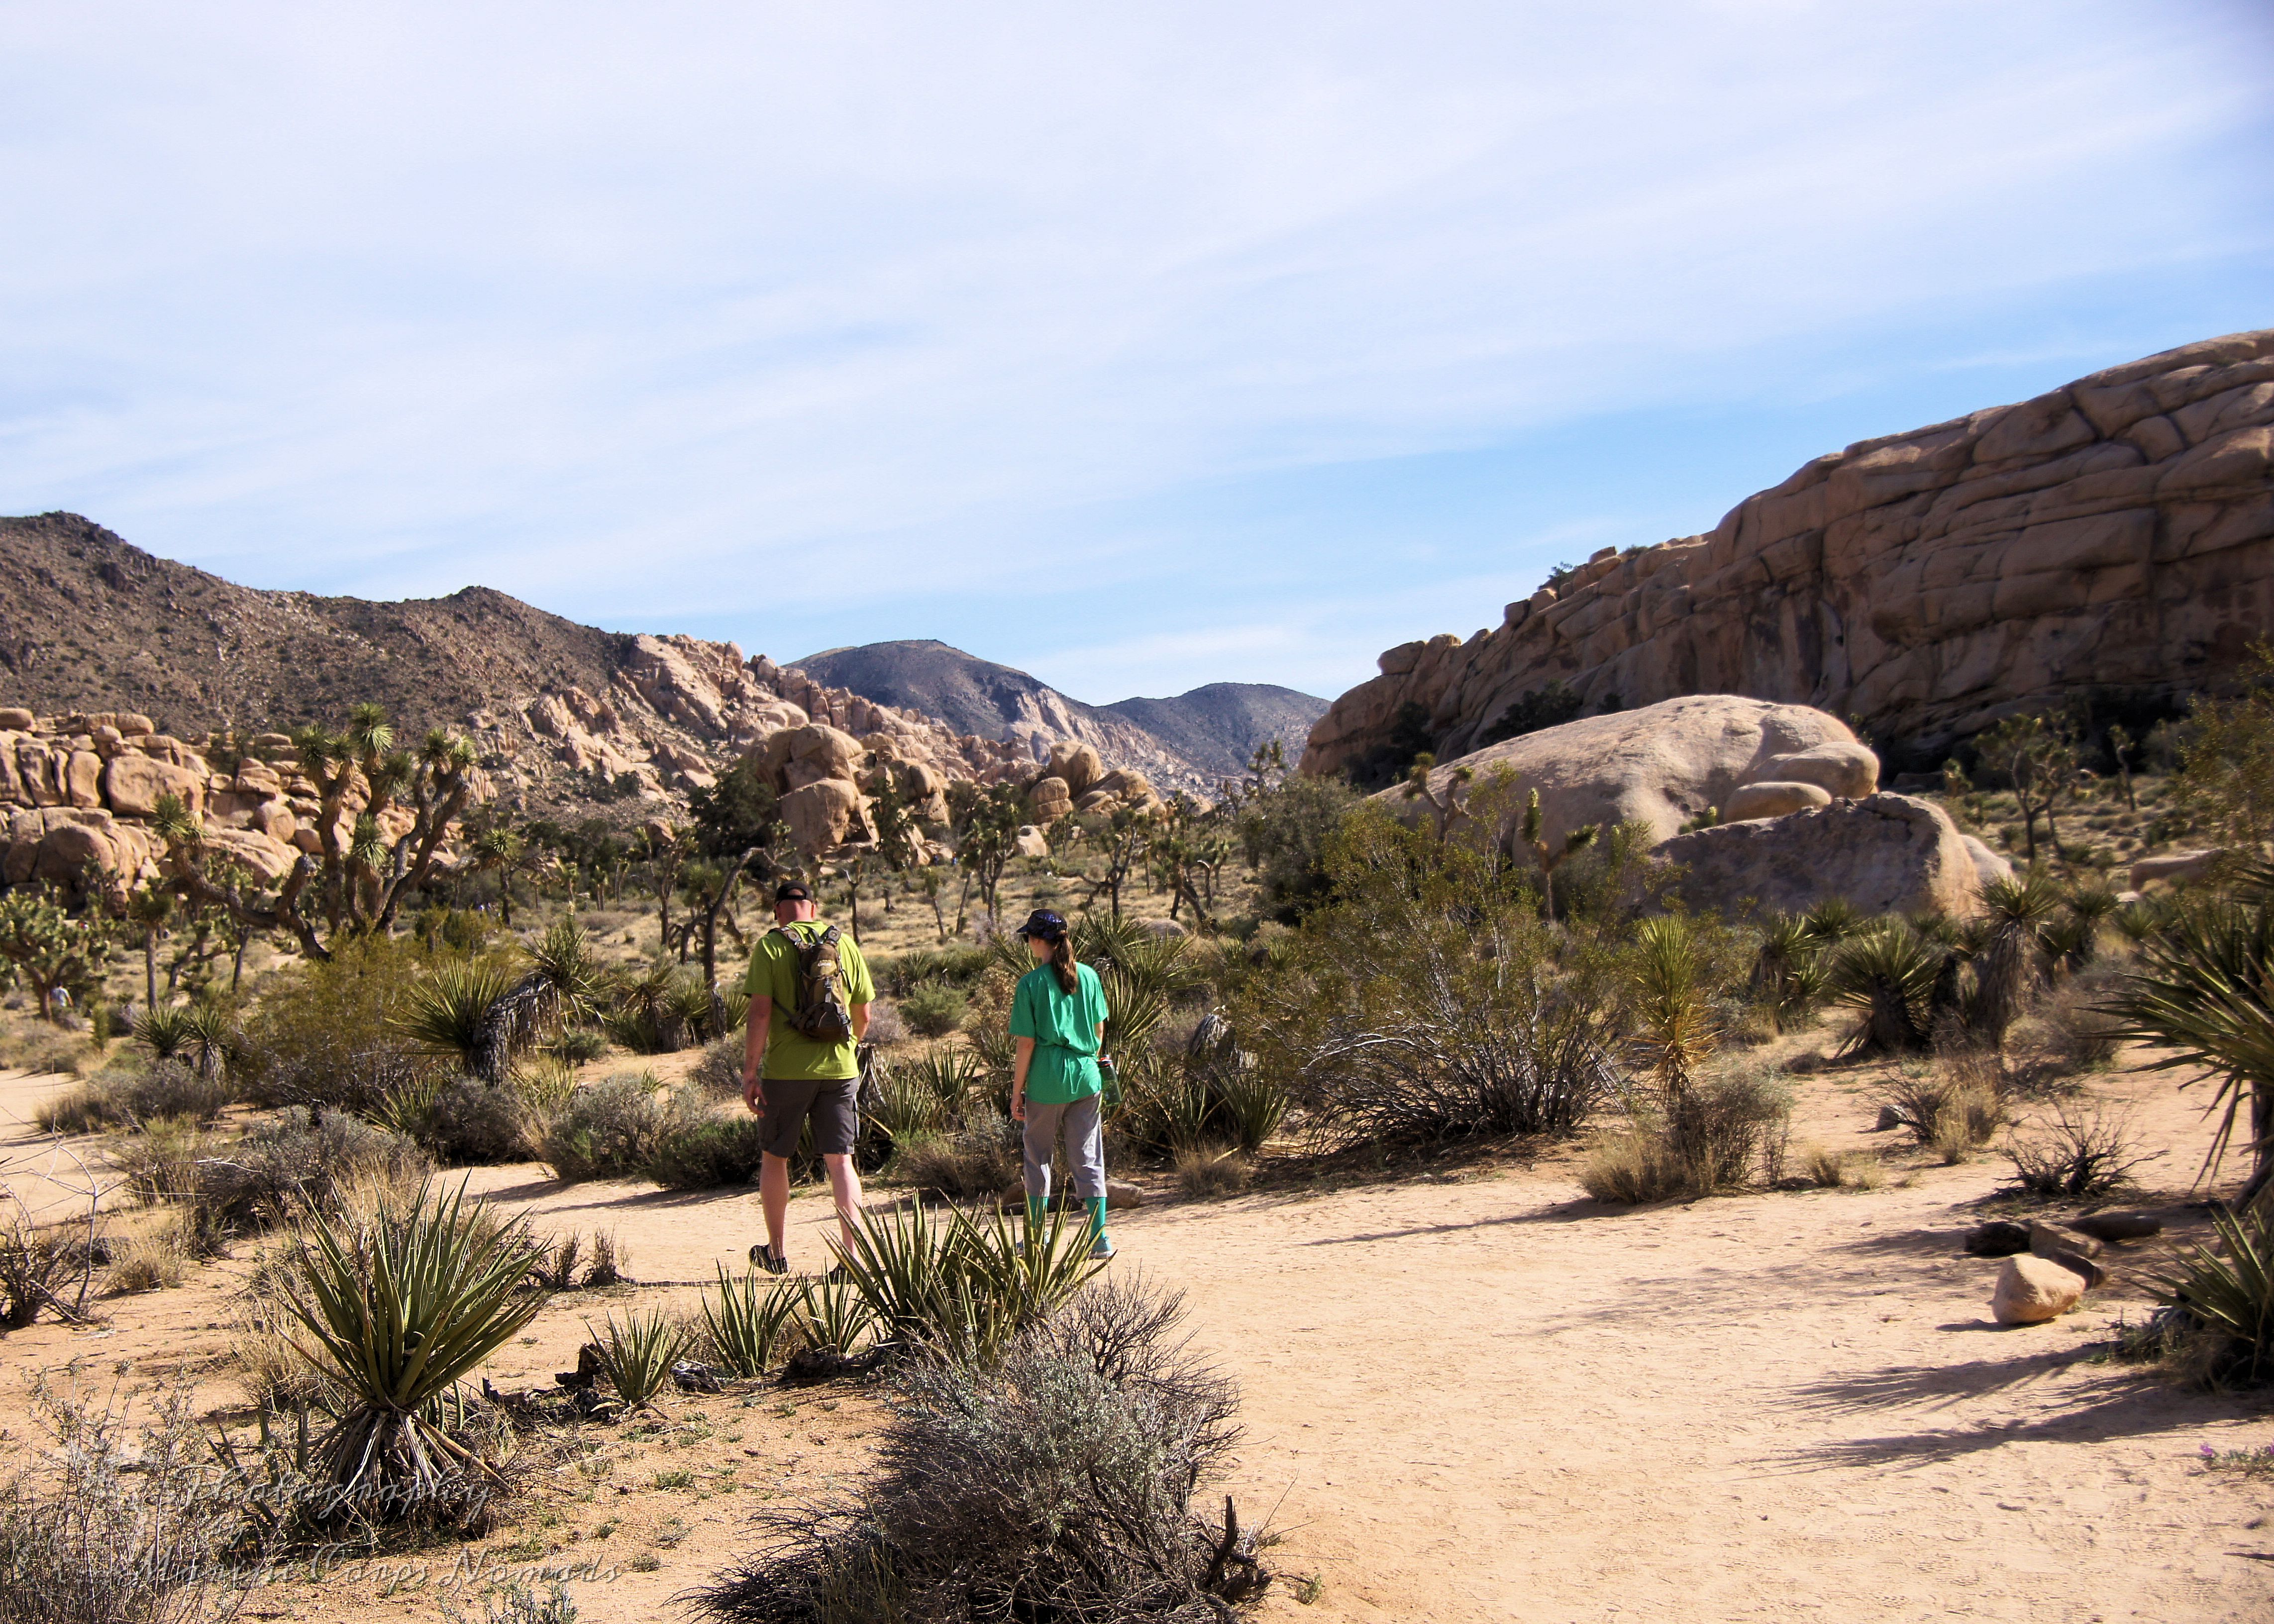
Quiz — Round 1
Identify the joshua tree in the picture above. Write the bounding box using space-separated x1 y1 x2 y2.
124 883 172 1011
951 782 1026 930
1976 711 2080 862
150 704 480 962
1401 752 1474 842
469 826 526 927
0 888 112 1024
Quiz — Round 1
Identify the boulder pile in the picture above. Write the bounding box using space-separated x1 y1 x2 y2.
0 708 447 903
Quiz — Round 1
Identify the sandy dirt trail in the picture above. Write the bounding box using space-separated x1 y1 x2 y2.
3 1059 2272 1622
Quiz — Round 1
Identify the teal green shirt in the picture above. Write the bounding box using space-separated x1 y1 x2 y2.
745 922 875 1081
1009 961 1109 1105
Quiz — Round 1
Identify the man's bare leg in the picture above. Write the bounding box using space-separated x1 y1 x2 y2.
759 1151 792 1263
823 1153 865 1255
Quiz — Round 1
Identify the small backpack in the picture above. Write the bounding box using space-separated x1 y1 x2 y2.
775 923 854 1042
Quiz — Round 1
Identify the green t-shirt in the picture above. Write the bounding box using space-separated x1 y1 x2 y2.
1009 961 1110 1105
745 922 875 1081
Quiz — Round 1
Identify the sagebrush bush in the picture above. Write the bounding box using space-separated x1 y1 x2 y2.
863 1000 908 1046
692 1036 746 1101
541 1073 667 1181
0 1384 249 1624
694 1279 1246 1624
893 1116 1021 1200
37 1061 235 1134
1879 1052 2005 1163
646 1102 770 1190
189 1109 432 1229
899 983 970 1039
1665 1071 1792 1191
414 1076 538 1165
234 934 440 1115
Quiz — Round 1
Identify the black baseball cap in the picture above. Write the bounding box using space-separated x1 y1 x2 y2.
773 881 814 903
1015 909 1068 941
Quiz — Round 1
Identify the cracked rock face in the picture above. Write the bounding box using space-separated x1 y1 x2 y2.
1304 329 2274 777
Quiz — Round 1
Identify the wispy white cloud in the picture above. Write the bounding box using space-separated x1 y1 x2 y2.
0 1 2267 702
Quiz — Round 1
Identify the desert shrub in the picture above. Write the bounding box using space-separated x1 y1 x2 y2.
2153 1203 2274 1387
645 1105 770 1190
693 1279 1247 1624
1750 914 1831 1033
2003 1104 2155 1198
190 1109 433 1230
1175 1147 1251 1199
2005 967 2125 1093
876 947 992 997
38 1062 233 1134
540 1073 667 1182
0 1384 250 1624
863 999 908 1046
1237 773 1361 922
1579 1131 1687 1204
416 1076 538 1166
103 1220 190 1296
894 1117 1021 1201
235 934 443 1116
1876 1052 2006 1162
1240 808 1627 1152
0 1222 95 1329
692 1035 746 1100
899 983 970 1039
1664 1069 1792 1191
555 1026 611 1065
1799 1143 1848 1188
106 1119 212 1208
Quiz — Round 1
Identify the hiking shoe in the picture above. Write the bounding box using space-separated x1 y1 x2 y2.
1089 1235 1116 1261
749 1243 787 1275
822 1264 853 1286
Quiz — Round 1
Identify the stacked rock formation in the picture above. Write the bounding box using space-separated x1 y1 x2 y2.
1305 329 2274 776
1023 742 1164 826
0 709 459 902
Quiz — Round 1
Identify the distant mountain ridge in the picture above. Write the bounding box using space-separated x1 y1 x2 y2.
791 639 1326 789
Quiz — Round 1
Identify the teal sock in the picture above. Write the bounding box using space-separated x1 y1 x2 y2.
1084 1197 1108 1242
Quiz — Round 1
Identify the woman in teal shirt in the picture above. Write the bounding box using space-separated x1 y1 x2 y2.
1008 909 1115 1259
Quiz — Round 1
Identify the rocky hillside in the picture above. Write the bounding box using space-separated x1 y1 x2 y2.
0 514 1044 817
1302 329 2274 778
792 639 1324 793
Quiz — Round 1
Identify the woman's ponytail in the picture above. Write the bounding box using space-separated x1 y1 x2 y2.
1050 935 1079 996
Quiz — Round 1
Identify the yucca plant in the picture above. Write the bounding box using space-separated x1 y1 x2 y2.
1829 925 1940 1056
790 1280 878 1361
904 1047 982 1116
1627 915 1721 1099
1799 896 1867 949
827 1202 1098 1365
1971 869 2062 1041
1749 914 1825 1033
703 1265 807 1377
587 1309 685 1410
394 959 519 1074
131 1002 196 1063
2154 1202 2274 1385
2106 900 2274 1205
181 1000 239 1080
2112 898 2177 946
278 1179 549 1509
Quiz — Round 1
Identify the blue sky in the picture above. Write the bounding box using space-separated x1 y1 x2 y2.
1 3 2269 707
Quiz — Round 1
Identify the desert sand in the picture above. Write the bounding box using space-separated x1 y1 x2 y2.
2 1053 2271 1624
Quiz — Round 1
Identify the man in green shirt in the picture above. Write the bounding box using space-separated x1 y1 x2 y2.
741 880 874 1274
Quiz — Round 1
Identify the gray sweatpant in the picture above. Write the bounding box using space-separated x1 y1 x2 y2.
1022 1094 1106 1201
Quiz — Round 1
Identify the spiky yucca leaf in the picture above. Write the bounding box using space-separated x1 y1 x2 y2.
280 1179 549 1500
395 959 518 1067
132 1003 196 1061
703 1266 806 1378
588 1309 684 1409
1828 925 1940 1056
2106 901 2274 1197
2155 1202 2274 1385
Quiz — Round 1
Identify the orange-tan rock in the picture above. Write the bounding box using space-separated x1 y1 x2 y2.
1305 330 2274 777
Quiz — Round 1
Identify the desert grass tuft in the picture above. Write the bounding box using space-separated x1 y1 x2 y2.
1175 1146 1252 1200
